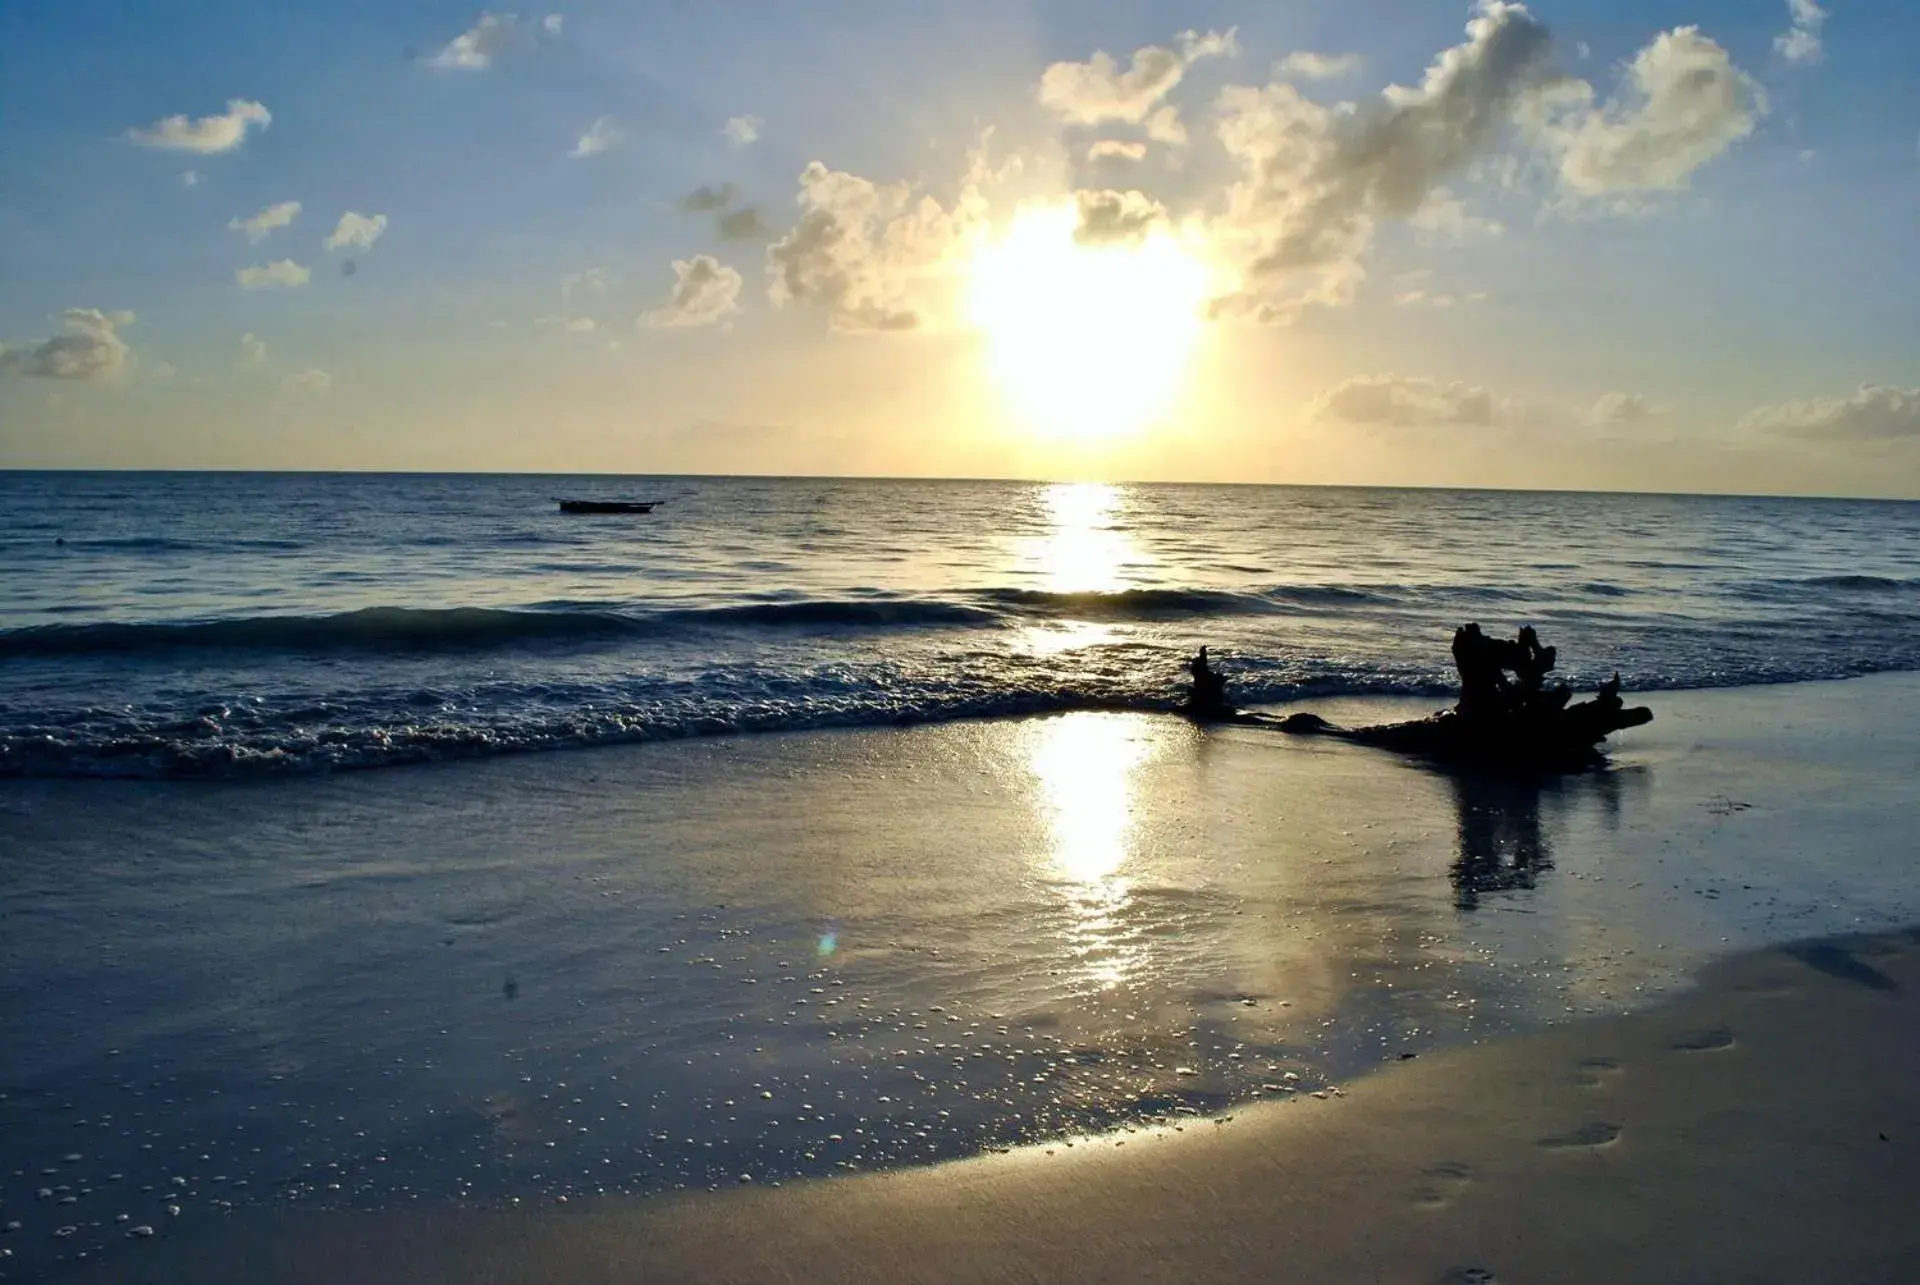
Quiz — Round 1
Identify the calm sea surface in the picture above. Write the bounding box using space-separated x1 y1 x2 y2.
4 472 1917 777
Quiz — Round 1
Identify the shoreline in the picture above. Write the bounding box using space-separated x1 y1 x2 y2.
9 672 1920 1282
82 926 1920 1284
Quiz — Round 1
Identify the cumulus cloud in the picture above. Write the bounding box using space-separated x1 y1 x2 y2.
323 212 387 253
1530 27 1764 194
1276 51 1363 80
426 12 561 70
1775 0 1828 64
240 332 267 366
0 309 136 380
126 99 271 153
722 115 763 146
1038 28 1236 146
1204 4 1761 321
570 116 622 158
285 369 332 392
1307 375 1498 427
716 206 769 240
679 183 737 212
766 160 986 331
1210 2 1555 320
237 260 311 289
1088 139 1148 162
645 255 743 328
1740 386 1920 440
1588 392 1656 424
229 200 301 243
1073 189 1168 245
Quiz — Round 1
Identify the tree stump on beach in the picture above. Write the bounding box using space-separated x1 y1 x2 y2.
1278 624 1652 770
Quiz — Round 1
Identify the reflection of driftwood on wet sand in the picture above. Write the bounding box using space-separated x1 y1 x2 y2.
1274 624 1653 770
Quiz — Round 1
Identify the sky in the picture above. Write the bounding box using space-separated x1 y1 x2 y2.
2 0 1918 496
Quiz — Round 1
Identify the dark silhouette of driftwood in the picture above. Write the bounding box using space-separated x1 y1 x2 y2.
1181 627 1652 769
1274 624 1651 769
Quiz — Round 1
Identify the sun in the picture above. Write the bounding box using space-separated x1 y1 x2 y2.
967 203 1212 442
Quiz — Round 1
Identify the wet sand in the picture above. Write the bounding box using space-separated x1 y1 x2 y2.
9 674 1920 1282
84 928 1920 1284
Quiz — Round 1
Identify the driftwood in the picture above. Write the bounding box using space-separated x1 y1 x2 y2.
1189 625 1652 770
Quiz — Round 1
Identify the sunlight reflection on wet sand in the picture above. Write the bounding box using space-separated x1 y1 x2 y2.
1024 712 1161 992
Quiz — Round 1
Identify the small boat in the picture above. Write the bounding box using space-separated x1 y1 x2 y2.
556 499 661 515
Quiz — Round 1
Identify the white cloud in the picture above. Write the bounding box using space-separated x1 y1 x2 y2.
229 200 301 243
1143 105 1188 147
1088 139 1148 162
1038 28 1236 147
237 260 311 289
1740 386 1920 440
570 115 623 158
1204 5 1761 322
722 115 763 146
426 12 559 70
679 183 737 212
240 332 267 366
1393 290 1457 308
1588 391 1656 424
0 309 136 380
1775 0 1828 64
126 99 271 154
561 267 608 298
1307 375 1497 427
1276 51 1363 80
1409 189 1505 240
1209 2 1555 321
766 160 987 331
645 255 744 328
182 170 202 187
1530 27 1764 194
323 212 387 252
564 316 596 332
285 369 332 393
1073 189 1168 246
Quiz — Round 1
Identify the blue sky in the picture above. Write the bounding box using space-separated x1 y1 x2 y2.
2 0 1917 495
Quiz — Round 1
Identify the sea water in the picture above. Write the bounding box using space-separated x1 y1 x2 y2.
4 472 1918 777
4 474 1920 1281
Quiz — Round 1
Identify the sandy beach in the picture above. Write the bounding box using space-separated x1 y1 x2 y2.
6 674 1920 1282
88 928 1920 1284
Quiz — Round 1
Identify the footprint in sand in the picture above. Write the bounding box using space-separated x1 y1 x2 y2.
1413 1161 1475 1208
1537 1121 1622 1149
1571 1057 1622 1087
1670 1028 1735 1053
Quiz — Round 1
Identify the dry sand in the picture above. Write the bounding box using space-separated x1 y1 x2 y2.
92 928 1920 1284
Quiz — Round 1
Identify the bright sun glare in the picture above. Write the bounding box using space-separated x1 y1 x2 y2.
968 204 1212 442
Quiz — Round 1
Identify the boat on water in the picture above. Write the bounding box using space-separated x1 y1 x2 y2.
555 499 661 515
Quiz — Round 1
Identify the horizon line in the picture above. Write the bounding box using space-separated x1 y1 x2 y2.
1 466 1915 505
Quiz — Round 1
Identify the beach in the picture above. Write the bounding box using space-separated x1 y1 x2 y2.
81 928 1920 1285
7 673 1919 1282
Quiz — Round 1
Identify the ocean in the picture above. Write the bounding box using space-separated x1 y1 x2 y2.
4 472 1918 779
6 472 1920 1281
